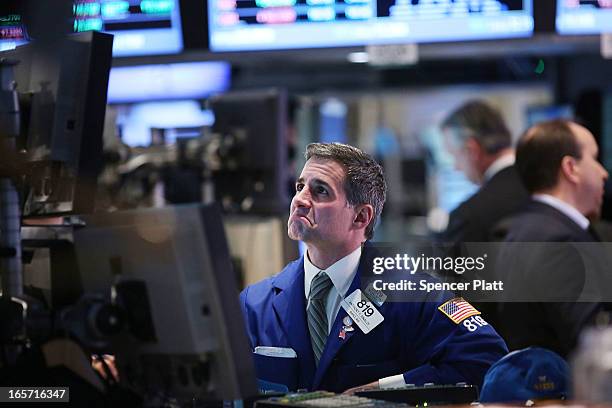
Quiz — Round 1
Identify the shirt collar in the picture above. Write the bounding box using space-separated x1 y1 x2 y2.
484 153 515 182
532 194 590 230
304 245 362 300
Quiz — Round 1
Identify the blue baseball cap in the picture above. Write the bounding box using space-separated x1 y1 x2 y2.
479 347 570 403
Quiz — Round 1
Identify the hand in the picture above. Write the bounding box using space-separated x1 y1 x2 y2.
92 354 119 382
343 380 379 395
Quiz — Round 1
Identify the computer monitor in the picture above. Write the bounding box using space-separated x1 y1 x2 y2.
207 89 289 214
0 31 113 217
526 104 573 128
208 0 534 51
73 0 183 56
115 100 214 147
556 0 612 35
0 11 28 51
107 61 231 104
72 204 258 401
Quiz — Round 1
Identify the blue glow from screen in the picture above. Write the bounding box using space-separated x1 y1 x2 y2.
117 100 215 147
556 1 612 35
107 61 231 104
209 0 534 51
73 0 183 56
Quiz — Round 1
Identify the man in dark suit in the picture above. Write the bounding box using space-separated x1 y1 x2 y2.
497 119 609 358
441 101 529 243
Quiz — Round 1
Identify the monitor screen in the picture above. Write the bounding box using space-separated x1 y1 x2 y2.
4 31 113 217
73 0 183 56
208 89 289 214
208 0 534 51
73 204 258 401
107 61 230 104
116 100 215 146
556 0 612 35
526 104 574 128
0 12 28 51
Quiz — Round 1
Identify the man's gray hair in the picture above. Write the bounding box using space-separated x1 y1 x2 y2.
305 143 386 240
442 100 512 154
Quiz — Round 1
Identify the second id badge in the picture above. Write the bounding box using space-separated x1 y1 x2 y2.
341 289 384 334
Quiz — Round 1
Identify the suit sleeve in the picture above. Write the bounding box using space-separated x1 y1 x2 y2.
240 286 257 349
512 241 601 356
442 207 468 244
400 296 508 389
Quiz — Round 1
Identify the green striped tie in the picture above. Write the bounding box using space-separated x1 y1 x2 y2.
307 271 333 366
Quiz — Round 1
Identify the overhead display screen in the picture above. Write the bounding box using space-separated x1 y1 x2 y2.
208 0 534 51
0 13 28 51
556 0 612 35
73 0 183 56
106 61 231 103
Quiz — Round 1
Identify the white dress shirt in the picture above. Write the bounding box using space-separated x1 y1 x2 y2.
304 245 405 389
532 194 589 230
304 245 361 333
483 153 515 182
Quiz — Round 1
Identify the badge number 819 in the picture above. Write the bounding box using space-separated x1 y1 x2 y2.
356 299 375 317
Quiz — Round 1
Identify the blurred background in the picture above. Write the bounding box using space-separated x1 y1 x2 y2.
3 0 612 284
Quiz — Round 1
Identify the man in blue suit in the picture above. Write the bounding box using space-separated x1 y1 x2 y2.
240 143 507 393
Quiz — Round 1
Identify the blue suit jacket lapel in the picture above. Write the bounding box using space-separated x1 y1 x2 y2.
271 259 316 389
312 267 363 390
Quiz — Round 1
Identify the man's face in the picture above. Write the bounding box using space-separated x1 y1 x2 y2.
442 127 481 184
287 158 357 245
571 123 609 219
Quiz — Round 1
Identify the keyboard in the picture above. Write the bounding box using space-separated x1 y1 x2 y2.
255 391 409 408
356 384 478 405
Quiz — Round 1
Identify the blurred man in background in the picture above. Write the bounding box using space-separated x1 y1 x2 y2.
441 100 529 243
497 119 609 357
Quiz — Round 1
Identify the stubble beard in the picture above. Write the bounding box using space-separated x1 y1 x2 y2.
288 219 308 241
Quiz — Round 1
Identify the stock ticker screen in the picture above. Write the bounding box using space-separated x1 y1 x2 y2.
0 13 28 51
73 0 183 56
208 0 534 51
557 0 612 35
